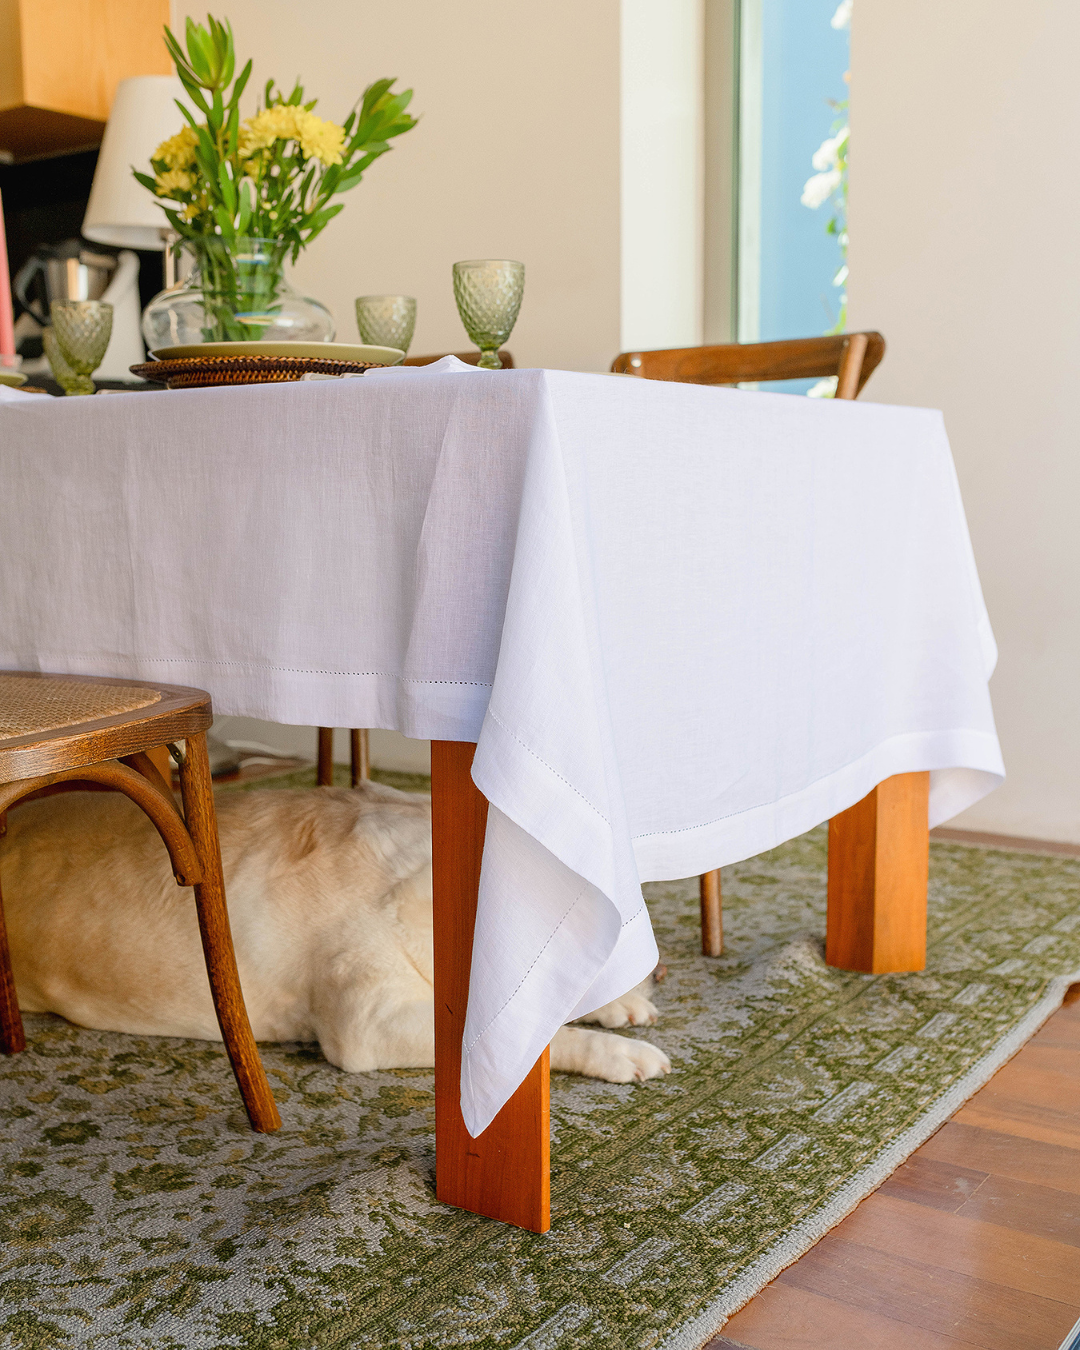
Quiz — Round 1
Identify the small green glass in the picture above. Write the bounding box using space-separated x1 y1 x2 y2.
355 294 416 355
452 260 524 369
48 300 113 395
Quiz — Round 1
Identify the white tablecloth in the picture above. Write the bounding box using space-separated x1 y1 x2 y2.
0 361 1003 1134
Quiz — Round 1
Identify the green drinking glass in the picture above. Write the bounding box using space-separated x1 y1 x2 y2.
452 260 524 369
355 294 416 355
49 300 113 395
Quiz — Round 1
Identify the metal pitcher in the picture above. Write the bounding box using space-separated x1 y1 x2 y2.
14 239 117 325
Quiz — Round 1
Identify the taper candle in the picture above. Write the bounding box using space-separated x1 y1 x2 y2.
0 188 15 366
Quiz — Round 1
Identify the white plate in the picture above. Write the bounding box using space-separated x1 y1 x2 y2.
0 370 27 388
151 341 405 365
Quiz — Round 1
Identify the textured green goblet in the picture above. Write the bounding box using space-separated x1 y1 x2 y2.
355 295 416 355
42 328 86 396
452 260 524 369
49 300 113 395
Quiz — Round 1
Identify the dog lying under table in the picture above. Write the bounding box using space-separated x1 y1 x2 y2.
0 780 671 1085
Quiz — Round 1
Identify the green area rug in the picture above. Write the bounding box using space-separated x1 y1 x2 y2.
1 769 1079 1349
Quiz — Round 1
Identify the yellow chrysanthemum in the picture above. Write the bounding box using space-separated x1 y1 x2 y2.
239 105 304 156
154 126 199 171
296 111 345 166
153 169 196 197
237 105 345 166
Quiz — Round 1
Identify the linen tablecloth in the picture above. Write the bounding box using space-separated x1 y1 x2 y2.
0 361 1003 1134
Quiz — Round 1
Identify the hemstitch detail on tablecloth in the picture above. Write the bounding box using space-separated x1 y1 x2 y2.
488 709 611 824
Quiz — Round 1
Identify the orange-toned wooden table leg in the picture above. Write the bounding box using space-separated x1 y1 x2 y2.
431 740 550 1232
827 771 930 973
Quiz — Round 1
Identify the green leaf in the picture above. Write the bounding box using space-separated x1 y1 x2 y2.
217 161 237 213
174 98 200 130
132 170 158 192
214 203 235 236
179 77 211 117
231 58 253 107
237 178 253 233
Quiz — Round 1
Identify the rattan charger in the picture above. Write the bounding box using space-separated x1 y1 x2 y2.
130 353 393 390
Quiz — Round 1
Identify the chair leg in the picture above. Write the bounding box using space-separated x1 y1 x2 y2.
350 729 370 787
177 732 281 1132
317 727 334 786
699 870 723 956
0 872 26 1054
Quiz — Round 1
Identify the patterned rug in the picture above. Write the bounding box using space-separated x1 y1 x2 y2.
1 769 1078 1349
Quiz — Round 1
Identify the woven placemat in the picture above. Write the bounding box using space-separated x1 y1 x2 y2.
130 354 391 390
0 675 161 739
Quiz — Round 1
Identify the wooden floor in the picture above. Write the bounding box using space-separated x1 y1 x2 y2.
709 981 1080 1350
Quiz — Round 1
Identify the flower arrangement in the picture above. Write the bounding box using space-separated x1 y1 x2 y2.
135 14 417 262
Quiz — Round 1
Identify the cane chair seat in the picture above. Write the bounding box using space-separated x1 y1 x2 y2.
0 675 161 741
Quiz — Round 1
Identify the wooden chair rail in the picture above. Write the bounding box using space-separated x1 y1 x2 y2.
611 331 884 395
0 760 201 886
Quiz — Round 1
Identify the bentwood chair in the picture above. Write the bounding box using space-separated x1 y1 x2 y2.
0 671 281 1133
611 332 886 957
315 349 516 788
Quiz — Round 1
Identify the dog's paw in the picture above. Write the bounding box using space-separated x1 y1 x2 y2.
578 977 660 1028
550 1026 671 1083
584 991 659 1028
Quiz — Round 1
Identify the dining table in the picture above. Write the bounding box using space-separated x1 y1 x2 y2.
0 357 1003 1232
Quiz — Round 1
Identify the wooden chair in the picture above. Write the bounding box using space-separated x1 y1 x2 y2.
611 332 886 957
0 671 281 1133
315 350 516 788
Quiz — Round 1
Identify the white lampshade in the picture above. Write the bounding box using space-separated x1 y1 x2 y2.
82 75 191 250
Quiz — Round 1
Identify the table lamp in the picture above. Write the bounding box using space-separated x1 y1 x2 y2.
81 75 190 375
83 75 188 260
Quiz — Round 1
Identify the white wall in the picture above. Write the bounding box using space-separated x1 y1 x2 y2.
849 2 1080 841
620 0 704 350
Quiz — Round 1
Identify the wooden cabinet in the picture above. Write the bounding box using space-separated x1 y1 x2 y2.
0 0 171 162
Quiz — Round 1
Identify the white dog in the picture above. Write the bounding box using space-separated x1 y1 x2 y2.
0 782 670 1085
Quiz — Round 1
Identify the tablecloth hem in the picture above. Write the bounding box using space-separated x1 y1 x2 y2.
632 728 1005 880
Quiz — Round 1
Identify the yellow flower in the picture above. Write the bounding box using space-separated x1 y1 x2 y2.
154 126 199 171
239 105 303 156
237 105 345 166
296 111 345 166
153 169 196 197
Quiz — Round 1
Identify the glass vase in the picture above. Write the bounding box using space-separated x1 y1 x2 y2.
141 236 335 350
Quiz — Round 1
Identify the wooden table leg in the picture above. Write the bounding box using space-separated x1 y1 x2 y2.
826 771 930 973
431 740 550 1233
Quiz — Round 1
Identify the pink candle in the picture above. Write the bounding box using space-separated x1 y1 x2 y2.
0 187 15 366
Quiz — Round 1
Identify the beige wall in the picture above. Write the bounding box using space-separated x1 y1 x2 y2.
170 1 621 769
172 0 622 372
849 2 1080 841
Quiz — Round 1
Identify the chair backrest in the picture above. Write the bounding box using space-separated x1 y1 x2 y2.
610 332 884 400
403 350 515 369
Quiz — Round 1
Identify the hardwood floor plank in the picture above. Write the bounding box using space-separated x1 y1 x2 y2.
774 1235 1078 1350
955 1174 1080 1249
876 1154 990 1213
979 1050 1080 1098
1006 1045 1080 1085
717 1280 981 1350
955 1094 1080 1151
835 1192 1080 1303
920 1122 1080 1195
